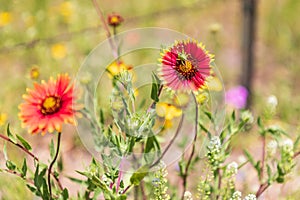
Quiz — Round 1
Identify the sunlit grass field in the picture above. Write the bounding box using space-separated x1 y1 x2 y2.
0 0 300 199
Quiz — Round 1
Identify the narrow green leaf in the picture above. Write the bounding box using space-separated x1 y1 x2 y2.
257 117 263 128
145 136 155 154
49 139 55 159
130 165 149 186
6 160 16 170
26 184 37 193
150 73 160 102
294 134 300 150
6 124 17 144
58 155 63 172
61 188 69 200
3 143 8 160
21 158 27 177
99 109 105 125
243 149 255 166
16 134 32 150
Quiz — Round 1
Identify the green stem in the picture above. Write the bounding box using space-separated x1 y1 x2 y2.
48 132 62 199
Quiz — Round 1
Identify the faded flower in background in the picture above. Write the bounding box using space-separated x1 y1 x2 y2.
19 74 78 134
0 112 7 126
106 60 133 78
225 86 248 109
0 12 12 27
51 43 67 60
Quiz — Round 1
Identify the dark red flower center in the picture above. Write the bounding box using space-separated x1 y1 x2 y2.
41 96 61 115
175 59 197 80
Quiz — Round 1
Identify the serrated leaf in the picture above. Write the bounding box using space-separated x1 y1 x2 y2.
130 165 149 185
6 160 16 170
6 124 17 144
16 134 32 150
21 158 27 177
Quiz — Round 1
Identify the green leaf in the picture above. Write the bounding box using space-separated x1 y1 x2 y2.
99 109 105 125
145 136 155 154
243 149 255 166
6 160 16 170
26 184 37 193
231 111 236 121
6 124 17 144
130 165 149 185
21 158 27 177
150 73 161 102
16 134 32 150
257 117 263 129
3 143 8 160
58 155 63 172
294 134 300 150
61 188 69 200
49 139 55 159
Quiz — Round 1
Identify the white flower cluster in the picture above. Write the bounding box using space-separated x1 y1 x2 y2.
230 191 241 200
226 162 238 176
208 136 221 151
244 194 257 200
184 191 193 200
230 191 256 200
267 140 277 157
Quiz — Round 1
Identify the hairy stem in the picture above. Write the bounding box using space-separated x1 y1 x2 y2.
150 114 184 168
181 93 199 200
47 132 62 198
0 134 39 162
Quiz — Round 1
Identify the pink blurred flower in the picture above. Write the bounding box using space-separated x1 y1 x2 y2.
159 40 213 91
225 86 248 109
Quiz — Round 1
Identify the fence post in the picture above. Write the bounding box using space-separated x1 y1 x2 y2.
241 0 257 108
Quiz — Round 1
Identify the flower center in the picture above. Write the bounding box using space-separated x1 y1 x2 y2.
41 96 61 115
175 59 197 80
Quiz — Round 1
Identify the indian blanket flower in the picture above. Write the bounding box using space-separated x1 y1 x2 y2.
159 40 213 91
19 74 77 134
107 13 124 27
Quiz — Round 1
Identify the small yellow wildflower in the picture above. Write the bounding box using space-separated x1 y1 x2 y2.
0 113 7 126
30 65 40 80
59 1 74 23
51 43 67 60
0 12 12 27
107 61 133 78
195 92 209 104
156 102 182 120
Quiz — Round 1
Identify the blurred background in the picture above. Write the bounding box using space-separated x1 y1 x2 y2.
0 0 300 199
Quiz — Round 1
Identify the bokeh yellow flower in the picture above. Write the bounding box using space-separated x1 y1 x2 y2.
156 102 182 120
59 1 74 23
30 65 40 80
51 43 67 60
0 12 12 27
0 113 7 126
107 61 133 78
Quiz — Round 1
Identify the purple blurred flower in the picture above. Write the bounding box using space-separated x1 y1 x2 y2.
225 86 248 109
